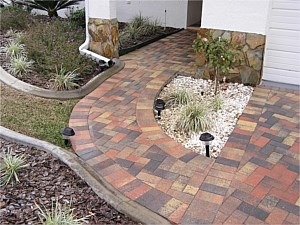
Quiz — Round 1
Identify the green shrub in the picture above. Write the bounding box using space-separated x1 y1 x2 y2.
166 89 195 107
0 6 33 32
0 149 28 186
211 96 224 111
177 103 212 134
68 7 85 28
50 66 80 90
8 55 33 76
4 40 26 58
23 19 96 76
36 199 88 225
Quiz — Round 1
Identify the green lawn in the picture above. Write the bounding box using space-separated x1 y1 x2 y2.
0 83 78 147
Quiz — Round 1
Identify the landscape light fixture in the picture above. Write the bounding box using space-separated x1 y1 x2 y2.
155 99 165 119
200 132 214 157
61 127 75 147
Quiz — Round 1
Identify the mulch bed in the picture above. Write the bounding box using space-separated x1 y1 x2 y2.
0 18 179 90
118 22 179 50
0 138 139 224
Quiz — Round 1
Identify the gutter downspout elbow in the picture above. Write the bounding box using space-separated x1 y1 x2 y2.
79 0 110 63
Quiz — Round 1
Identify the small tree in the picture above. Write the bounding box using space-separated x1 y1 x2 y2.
192 34 242 95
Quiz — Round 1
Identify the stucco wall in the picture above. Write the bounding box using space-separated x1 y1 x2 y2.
201 0 271 34
116 0 188 28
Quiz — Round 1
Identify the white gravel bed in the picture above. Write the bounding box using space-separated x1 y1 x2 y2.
157 75 254 158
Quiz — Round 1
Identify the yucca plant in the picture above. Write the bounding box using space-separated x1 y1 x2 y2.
16 0 83 18
211 96 224 111
8 55 33 76
177 103 212 134
15 32 25 44
166 88 195 107
4 40 26 58
0 149 28 186
36 199 88 225
6 28 18 38
50 66 80 90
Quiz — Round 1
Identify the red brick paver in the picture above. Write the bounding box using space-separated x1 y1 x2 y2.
70 30 300 224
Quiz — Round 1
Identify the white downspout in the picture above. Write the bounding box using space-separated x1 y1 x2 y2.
79 0 110 63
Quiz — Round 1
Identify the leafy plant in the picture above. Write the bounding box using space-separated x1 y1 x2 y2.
36 199 88 225
50 66 80 90
192 34 242 95
177 103 212 134
166 88 194 107
16 0 83 18
4 40 26 58
211 96 224 111
68 7 85 28
8 55 33 76
0 149 28 186
0 5 33 32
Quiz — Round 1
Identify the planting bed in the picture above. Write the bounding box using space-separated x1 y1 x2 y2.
0 138 138 224
157 75 253 158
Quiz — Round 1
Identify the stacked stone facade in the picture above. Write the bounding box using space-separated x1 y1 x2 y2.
88 18 119 58
196 28 266 86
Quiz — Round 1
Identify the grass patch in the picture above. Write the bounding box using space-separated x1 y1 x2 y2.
0 84 77 147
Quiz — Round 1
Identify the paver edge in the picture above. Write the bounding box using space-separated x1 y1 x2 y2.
0 126 171 225
0 59 125 100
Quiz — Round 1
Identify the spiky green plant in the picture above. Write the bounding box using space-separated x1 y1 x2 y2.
15 32 25 44
8 55 33 76
50 66 80 91
211 96 224 111
6 28 17 37
166 89 195 107
16 0 83 18
177 103 212 134
4 40 26 58
0 149 28 186
36 199 88 225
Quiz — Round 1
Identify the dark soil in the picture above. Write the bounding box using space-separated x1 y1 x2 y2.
0 138 139 225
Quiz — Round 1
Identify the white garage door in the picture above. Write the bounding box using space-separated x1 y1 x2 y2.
263 0 300 85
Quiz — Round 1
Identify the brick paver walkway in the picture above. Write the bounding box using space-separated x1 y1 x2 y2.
69 30 300 224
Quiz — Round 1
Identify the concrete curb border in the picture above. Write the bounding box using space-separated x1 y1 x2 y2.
0 59 125 100
0 126 171 225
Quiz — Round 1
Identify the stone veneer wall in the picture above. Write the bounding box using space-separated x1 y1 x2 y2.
88 18 119 58
196 28 266 86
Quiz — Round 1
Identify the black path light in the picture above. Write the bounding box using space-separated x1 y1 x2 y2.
200 132 214 157
155 99 165 119
61 127 75 147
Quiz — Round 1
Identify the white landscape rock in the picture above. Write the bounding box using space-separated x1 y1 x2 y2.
157 75 254 158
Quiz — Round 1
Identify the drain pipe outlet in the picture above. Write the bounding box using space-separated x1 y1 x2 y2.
79 0 110 63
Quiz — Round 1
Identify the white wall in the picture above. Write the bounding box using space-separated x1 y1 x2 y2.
201 0 271 34
89 0 116 19
116 0 188 28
